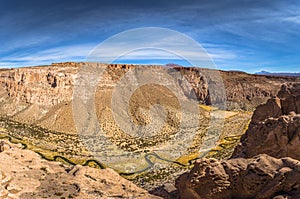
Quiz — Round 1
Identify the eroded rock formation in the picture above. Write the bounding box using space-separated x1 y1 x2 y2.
176 154 300 199
232 83 300 160
176 83 300 199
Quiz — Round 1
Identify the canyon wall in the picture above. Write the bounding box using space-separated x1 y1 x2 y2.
0 62 298 109
0 62 299 133
0 63 78 106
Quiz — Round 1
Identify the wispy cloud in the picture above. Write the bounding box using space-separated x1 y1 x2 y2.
0 0 300 72
283 16 300 24
0 31 237 69
0 44 95 67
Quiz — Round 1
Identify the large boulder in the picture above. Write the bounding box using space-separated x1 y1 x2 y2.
232 83 300 160
176 154 300 199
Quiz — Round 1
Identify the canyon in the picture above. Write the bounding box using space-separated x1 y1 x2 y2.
0 62 300 199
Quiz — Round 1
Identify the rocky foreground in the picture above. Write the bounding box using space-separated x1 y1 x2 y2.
176 83 300 199
177 154 300 199
232 83 300 159
0 140 159 199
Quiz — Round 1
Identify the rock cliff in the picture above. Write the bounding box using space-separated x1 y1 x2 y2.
0 63 78 106
0 62 298 110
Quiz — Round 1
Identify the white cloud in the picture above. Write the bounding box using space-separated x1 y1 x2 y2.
283 16 300 24
0 28 238 69
0 43 95 67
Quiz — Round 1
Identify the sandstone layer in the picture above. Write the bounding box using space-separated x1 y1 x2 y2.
232 83 300 160
0 139 160 199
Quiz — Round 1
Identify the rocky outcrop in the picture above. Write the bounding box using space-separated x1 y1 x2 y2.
0 139 160 199
176 83 300 199
232 83 300 160
176 154 300 199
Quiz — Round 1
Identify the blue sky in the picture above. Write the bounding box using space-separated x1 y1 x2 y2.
0 0 300 73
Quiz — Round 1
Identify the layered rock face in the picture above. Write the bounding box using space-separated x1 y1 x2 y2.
0 63 210 107
232 83 300 159
220 71 299 110
176 154 300 199
0 139 160 199
0 62 298 110
0 63 78 106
